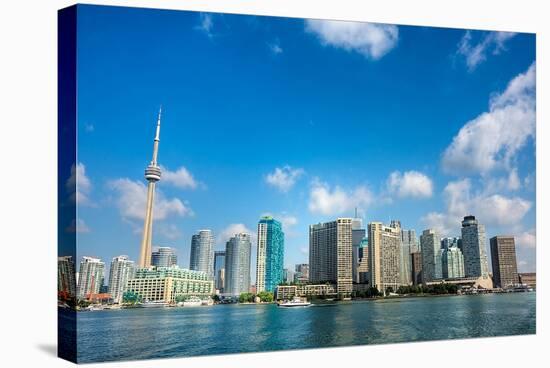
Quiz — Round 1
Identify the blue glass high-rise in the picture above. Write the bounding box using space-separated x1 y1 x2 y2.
256 216 285 293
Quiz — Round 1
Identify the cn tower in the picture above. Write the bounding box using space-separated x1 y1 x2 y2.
138 107 163 268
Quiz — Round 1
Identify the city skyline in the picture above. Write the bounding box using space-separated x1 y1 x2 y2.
72 5 536 280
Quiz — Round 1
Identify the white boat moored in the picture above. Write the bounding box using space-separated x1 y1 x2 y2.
277 297 311 308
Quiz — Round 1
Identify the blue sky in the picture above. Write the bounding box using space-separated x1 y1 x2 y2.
70 5 536 278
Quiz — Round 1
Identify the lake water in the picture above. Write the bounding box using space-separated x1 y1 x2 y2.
70 293 535 363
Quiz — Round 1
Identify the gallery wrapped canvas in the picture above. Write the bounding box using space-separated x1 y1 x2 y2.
58 4 536 364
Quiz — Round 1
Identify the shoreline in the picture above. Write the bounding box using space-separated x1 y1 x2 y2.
63 290 536 312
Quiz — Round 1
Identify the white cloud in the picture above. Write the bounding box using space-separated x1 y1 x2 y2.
160 166 199 189
156 223 183 240
308 180 373 216
300 246 309 255
265 166 305 192
516 228 536 249
217 223 256 246
108 178 192 221
66 162 94 206
506 169 521 190
457 31 516 71
475 194 532 226
481 168 522 195
442 63 535 175
268 40 283 55
305 19 398 59
422 178 532 236
387 170 433 199
279 214 298 230
196 13 214 38
65 218 90 233
524 172 535 191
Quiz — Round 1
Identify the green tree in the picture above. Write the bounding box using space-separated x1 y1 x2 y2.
366 287 381 298
257 291 274 302
122 291 142 305
239 292 254 303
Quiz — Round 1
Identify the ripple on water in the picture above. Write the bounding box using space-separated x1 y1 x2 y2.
73 293 535 363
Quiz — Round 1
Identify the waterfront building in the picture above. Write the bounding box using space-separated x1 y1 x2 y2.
276 283 337 300
490 236 519 288
213 250 226 292
424 275 493 289
125 267 213 303
309 218 353 294
294 263 309 284
400 228 417 285
518 272 536 288
138 108 163 268
441 246 465 279
368 222 402 293
108 255 135 304
461 215 490 278
256 216 285 293
225 233 252 296
411 252 422 285
352 215 366 283
77 256 105 300
420 229 442 283
190 230 215 278
58 256 77 299
151 247 177 268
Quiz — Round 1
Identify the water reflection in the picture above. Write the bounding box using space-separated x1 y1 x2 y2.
75 293 535 363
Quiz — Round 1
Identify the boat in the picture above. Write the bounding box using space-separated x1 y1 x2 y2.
277 297 311 308
182 296 202 307
140 300 169 308
201 297 214 306
87 304 105 311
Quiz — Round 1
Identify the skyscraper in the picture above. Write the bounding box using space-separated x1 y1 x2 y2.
411 252 422 285
357 237 369 283
108 255 135 303
441 237 461 251
461 215 489 278
214 250 226 292
190 230 215 279
368 222 402 293
441 246 465 279
283 268 295 283
77 256 105 300
400 228 417 285
490 236 519 288
309 218 353 294
420 229 442 283
352 215 366 283
294 263 309 284
138 108 163 268
225 233 252 296
58 256 76 298
151 247 178 268
255 216 285 293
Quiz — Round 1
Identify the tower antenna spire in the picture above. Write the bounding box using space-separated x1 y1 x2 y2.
155 105 162 142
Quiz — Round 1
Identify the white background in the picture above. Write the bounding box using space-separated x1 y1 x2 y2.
0 0 547 367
